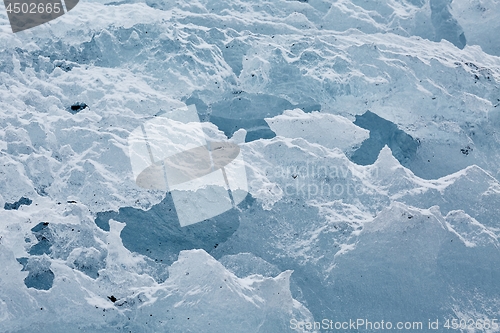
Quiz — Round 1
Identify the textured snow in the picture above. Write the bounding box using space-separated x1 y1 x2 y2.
0 0 499 331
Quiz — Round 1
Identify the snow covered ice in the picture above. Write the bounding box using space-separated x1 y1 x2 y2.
0 0 500 332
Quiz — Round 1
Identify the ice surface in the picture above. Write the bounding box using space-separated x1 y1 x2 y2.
0 0 499 331
451 0 500 56
265 109 369 152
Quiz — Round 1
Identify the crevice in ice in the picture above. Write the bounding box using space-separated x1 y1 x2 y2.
94 192 244 265
349 111 420 167
3 197 32 210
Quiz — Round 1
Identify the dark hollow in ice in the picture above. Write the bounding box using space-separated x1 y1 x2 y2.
349 111 420 167
17 256 55 291
4 197 32 210
95 192 242 265
68 102 88 114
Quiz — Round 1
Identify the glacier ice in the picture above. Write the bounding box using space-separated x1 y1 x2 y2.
0 0 500 332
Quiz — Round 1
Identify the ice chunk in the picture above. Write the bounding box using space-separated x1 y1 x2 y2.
265 109 369 152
